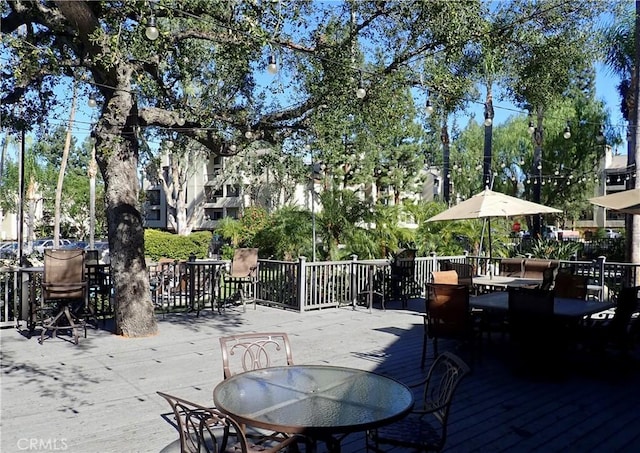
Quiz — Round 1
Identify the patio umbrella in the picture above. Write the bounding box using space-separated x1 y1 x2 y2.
588 188 640 215
426 189 562 267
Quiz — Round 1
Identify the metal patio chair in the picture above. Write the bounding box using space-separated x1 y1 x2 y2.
221 248 259 312
157 392 298 453
219 332 294 379
39 249 88 344
366 351 470 453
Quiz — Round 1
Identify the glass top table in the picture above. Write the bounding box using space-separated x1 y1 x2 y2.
213 364 414 442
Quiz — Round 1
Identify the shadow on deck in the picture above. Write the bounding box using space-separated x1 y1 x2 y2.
1 298 639 453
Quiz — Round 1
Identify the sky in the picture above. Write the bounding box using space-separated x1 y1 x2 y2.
467 62 627 156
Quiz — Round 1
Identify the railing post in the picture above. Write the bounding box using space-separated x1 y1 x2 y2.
596 255 606 302
429 251 437 280
188 253 196 312
297 256 306 313
350 254 358 310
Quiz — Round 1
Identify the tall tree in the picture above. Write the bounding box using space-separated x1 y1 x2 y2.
2 0 608 335
602 4 640 267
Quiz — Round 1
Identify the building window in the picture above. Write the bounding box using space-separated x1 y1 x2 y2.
227 208 239 219
147 190 161 206
205 187 224 202
226 184 240 197
146 210 160 221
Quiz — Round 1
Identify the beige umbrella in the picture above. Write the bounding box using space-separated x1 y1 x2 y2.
589 188 640 215
426 189 562 263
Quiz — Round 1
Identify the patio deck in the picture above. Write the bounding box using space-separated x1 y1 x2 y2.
1 300 639 453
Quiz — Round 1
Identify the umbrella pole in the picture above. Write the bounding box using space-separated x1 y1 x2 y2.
488 217 493 279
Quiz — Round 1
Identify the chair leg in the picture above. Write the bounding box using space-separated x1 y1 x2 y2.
421 318 428 368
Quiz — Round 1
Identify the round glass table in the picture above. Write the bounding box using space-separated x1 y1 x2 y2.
213 364 414 450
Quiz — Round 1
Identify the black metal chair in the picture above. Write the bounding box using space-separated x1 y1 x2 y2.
366 351 470 453
387 248 419 308
423 283 481 368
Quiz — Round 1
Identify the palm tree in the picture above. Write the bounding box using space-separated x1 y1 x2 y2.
602 6 640 268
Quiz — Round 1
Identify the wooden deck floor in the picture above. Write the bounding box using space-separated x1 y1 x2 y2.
1 299 639 453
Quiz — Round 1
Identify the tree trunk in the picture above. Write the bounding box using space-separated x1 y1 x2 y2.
94 89 157 338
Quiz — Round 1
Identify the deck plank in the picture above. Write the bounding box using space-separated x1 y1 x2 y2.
1 298 639 453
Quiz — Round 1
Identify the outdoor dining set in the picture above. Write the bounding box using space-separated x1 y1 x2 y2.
152 258 639 453
156 332 471 453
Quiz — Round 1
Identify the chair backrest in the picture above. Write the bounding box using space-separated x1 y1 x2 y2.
426 284 470 338
431 270 459 285
230 248 259 279
440 261 474 288
43 249 86 300
390 248 417 278
420 351 470 450
219 332 294 379
157 391 248 453
553 272 588 299
539 267 557 291
608 286 640 342
500 258 524 277
508 287 554 315
522 259 556 280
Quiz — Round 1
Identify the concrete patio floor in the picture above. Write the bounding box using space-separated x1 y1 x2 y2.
1 299 639 453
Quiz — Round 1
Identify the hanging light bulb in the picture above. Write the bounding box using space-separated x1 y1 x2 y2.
355 70 366 99
537 164 542 170
425 99 434 115
176 116 185 126
563 122 571 139
596 124 605 144
229 144 237 152
145 16 160 40
267 54 278 75
484 117 493 127
166 139 174 149
245 130 253 139
528 120 535 135
88 94 97 108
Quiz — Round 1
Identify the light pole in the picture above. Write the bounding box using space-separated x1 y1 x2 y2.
483 94 494 188
88 145 97 249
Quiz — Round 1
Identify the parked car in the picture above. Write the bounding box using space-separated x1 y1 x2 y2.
605 229 621 239
0 242 17 259
33 238 71 254
62 240 88 250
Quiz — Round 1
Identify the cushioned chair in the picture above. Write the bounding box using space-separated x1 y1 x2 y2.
366 351 470 453
440 260 474 289
219 332 294 379
431 270 459 285
554 272 588 300
422 283 479 368
39 249 88 344
578 286 640 355
157 392 298 453
507 287 564 373
222 248 259 312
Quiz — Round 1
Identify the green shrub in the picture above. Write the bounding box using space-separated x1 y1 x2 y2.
144 229 212 261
